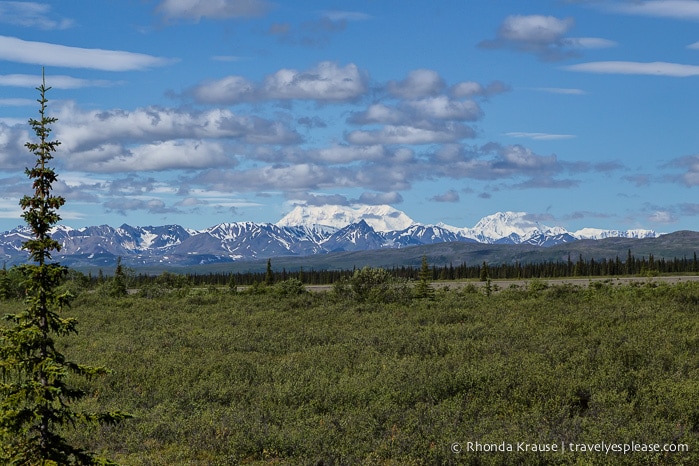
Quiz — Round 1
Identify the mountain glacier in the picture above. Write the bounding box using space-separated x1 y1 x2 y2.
0 207 659 267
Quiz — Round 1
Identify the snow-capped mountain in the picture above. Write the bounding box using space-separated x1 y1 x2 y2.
572 227 658 240
440 212 572 244
0 207 660 267
322 220 388 252
276 204 415 232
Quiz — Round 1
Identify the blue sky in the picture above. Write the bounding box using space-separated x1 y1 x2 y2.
1 0 699 232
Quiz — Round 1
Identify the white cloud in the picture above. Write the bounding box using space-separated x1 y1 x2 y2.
0 73 115 88
451 80 510 98
0 35 174 71
357 191 403 205
565 61 699 77
451 82 484 98
610 0 699 21
430 189 460 203
156 0 273 21
499 15 573 44
506 132 576 141
350 97 482 126
0 1 74 30
499 145 558 170
190 61 368 103
666 154 699 186
688 41 699 49
479 15 614 61
54 103 300 153
349 103 405 125
387 69 445 99
406 96 482 121
196 164 336 192
67 140 232 173
0 122 29 169
0 98 34 106
312 145 386 164
262 62 367 101
530 87 586 95
648 210 676 223
564 37 618 49
191 76 256 104
346 124 475 145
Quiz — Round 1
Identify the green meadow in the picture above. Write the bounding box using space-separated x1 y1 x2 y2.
4 277 699 465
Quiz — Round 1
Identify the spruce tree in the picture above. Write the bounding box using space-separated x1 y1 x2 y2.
414 255 434 299
0 71 130 465
479 261 489 282
265 258 274 286
109 256 128 297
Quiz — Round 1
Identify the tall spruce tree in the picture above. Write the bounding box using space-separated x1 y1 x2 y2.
0 72 130 465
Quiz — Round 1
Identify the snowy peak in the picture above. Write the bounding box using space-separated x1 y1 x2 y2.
440 211 561 244
322 220 386 252
276 204 414 232
442 211 657 244
470 211 547 242
573 228 657 240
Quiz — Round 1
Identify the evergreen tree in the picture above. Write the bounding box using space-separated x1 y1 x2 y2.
0 72 130 465
109 256 128 297
265 258 274 286
414 255 435 299
479 261 489 282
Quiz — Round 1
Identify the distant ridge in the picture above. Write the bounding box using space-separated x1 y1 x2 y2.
0 206 661 269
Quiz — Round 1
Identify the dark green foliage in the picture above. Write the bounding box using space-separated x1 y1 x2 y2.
0 263 11 300
265 259 274 286
109 257 128 298
273 278 306 296
0 74 130 465
484 277 493 297
414 255 435 299
480 260 489 281
0 266 26 301
335 266 412 304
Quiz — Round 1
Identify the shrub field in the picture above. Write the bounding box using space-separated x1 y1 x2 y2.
3 276 699 465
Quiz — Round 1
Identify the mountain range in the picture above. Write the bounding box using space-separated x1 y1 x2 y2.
0 205 661 270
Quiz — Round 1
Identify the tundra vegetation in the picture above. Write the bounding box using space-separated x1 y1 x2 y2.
2 266 699 465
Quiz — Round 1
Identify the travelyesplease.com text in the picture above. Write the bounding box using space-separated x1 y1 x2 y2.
451 441 689 454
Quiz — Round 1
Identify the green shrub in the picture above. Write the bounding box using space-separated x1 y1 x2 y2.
274 278 307 296
347 266 412 304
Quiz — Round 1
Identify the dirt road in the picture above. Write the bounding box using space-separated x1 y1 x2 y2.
304 275 699 293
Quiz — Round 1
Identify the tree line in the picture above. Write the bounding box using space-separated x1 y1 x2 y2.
3 249 698 300
126 249 699 287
